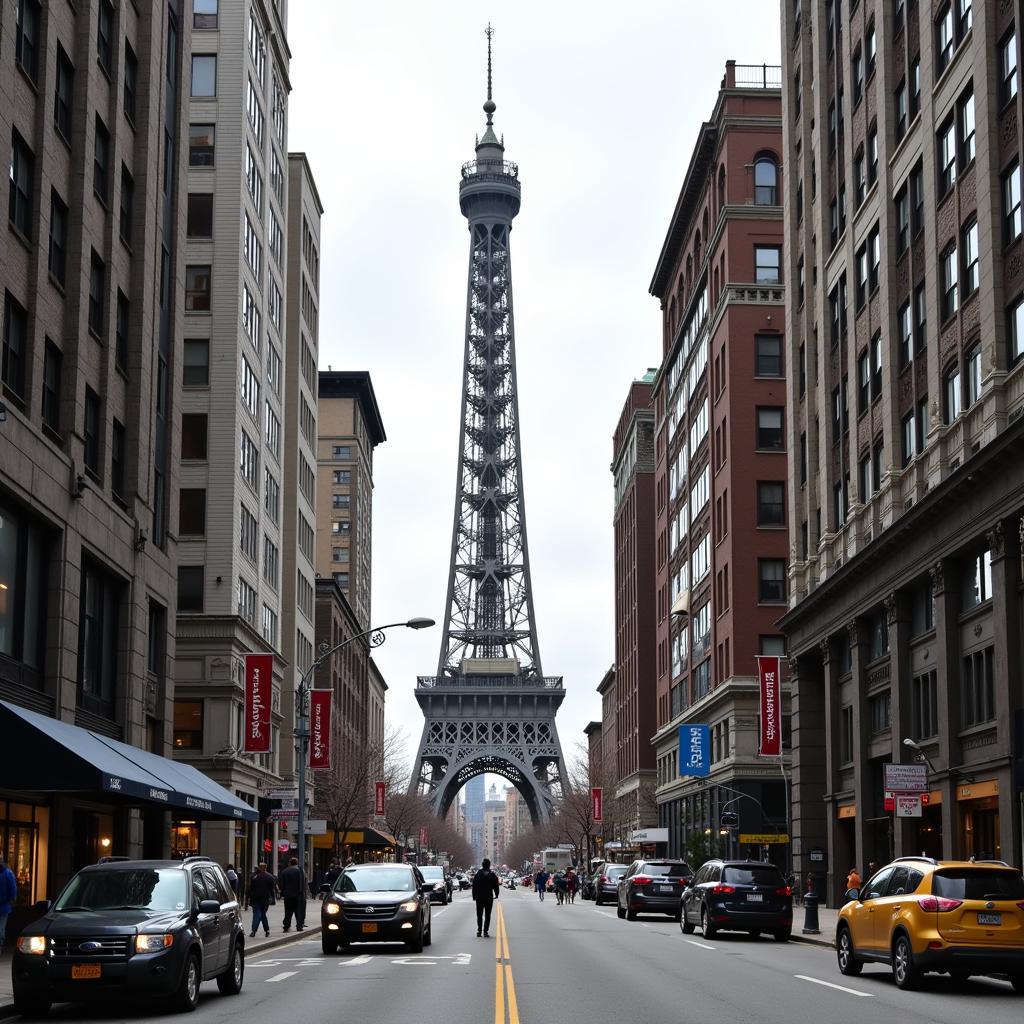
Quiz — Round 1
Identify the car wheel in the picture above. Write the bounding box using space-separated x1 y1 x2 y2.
892 934 921 991
1009 973 1024 993
773 928 791 942
836 926 862 976
424 922 432 947
216 941 244 995
680 911 695 935
322 935 339 955
616 903 626 919
626 905 638 921
701 907 717 940
673 909 683 922
595 897 602 906
13 995 51 1019
949 969 970 985
407 923 425 953
173 952 201 1013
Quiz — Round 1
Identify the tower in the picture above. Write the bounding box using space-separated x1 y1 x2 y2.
411 28 567 825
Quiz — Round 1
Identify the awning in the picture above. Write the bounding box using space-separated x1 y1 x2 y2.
311 827 399 851
0 700 259 822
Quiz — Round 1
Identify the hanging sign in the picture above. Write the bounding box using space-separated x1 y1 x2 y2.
375 781 386 817
757 655 782 757
592 787 603 823
679 724 710 777
308 689 332 769
243 653 273 753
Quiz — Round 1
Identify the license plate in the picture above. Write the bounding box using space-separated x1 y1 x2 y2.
978 912 1002 926
72 964 102 980
658 885 673 893
361 923 378 934
747 893 764 902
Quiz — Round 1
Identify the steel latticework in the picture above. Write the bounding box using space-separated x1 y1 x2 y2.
411 29 567 826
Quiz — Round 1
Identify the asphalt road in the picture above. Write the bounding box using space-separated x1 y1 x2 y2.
10 888 1024 1024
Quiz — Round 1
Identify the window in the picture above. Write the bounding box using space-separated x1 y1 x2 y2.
834 475 849 526
93 117 110 202
240 430 259 490
83 387 101 478
910 162 924 236
936 4 954 74
241 357 260 419
840 707 854 763
855 244 868 309
48 191 68 287
754 155 778 205
261 604 278 647
115 291 129 372
914 283 927 353
8 131 34 237
266 343 281 395
944 363 962 422
264 469 280 522
756 407 784 450
798 343 806 396
758 559 786 603
754 246 781 284
78 558 121 712
180 414 208 459
333 469 351 485
185 266 211 312
962 548 992 610
901 411 916 466
124 42 138 121
268 278 282 334
265 404 281 458
957 0 972 40
898 301 912 368
1010 296 1024 367
1003 163 1021 243
263 535 279 588
237 578 257 626
869 692 891 734
910 56 921 116
912 671 938 739
868 226 880 292
962 219 978 297
270 149 285 206
110 418 126 500
183 339 209 386
892 187 909 257
333 572 349 588
239 503 258 563
249 12 266 81
88 252 106 337
755 334 782 377
941 244 958 320
54 47 74 140
870 332 882 400
828 100 837 154
894 79 907 142
192 55 217 96
194 0 218 28
852 47 864 105
179 489 206 535
173 701 204 751
272 74 286 145
1001 31 1018 106
333 445 352 459
245 145 263 212
962 647 994 727
96 0 114 72
246 78 265 145
965 344 981 406
187 193 213 237
855 149 866 206
867 128 878 188
916 396 930 454
958 88 975 167
244 214 262 281
189 124 215 167
242 285 261 350
42 340 62 435
119 166 134 245
938 115 956 195
15 0 41 81
865 20 876 75
757 482 785 525
799 432 807 483
857 351 871 414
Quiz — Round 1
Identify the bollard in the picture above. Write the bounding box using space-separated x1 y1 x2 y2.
802 891 821 934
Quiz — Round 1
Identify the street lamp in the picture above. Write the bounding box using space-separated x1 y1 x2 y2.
902 737 938 774
294 617 435 879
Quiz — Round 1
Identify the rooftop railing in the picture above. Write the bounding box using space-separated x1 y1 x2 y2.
732 64 782 89
417 674 562 689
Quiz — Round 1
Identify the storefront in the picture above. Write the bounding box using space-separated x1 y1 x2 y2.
311 827 398 877
957 779 1001 860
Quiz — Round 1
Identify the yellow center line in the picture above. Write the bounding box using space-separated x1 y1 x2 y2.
493 902 521 1024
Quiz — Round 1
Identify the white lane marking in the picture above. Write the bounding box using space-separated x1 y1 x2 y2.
340 954 373 967
433 908 447 918
685 940 715 950
793 975 873 998
264 971 297 983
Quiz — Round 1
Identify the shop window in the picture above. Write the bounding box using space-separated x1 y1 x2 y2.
173 701 204 750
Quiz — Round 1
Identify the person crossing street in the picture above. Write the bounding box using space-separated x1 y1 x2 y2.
471 857 501 937
534 869 550 902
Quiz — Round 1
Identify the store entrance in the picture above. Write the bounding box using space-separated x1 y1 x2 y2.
961 797 1000 860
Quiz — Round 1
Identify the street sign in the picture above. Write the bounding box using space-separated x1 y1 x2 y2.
268 809 298 820
808 847 825 863
288 818 327 835
266 788 298 800
895 794 923 818
631 828 668 844
739 834 789 844
883 762 927 793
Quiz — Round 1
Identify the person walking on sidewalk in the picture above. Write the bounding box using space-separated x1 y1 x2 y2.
279 857 306 932
0 855 17 955
248 862 277 938
472 857 501 937
845 866 862 892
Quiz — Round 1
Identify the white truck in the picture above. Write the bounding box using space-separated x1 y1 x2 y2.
541 847 573 874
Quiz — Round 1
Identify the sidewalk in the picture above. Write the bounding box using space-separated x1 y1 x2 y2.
790 904 838 950
0 898 322 1015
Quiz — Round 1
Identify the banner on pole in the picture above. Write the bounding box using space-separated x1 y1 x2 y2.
374 781 386 817
308 689 332 769
679 724 710 778
419 826 429 847
757 655 782 757
243 653 273 753
592 787 603 823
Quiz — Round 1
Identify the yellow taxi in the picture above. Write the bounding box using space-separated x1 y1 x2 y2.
836 856 1024 991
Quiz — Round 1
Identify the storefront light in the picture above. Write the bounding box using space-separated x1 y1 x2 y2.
100 837 112 849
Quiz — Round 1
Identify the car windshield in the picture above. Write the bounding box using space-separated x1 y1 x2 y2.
605 866 627 878
932 869 1024 901
644 863 690 877
420 867 444 881
723 866 785 886
54 869 188 912
337 867 415 893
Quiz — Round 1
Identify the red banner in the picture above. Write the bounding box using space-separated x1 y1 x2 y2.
592 787 603 823
419 826 428 847
308 689 332 770
757 655 782 757
374 781 386 817
243 653 273 753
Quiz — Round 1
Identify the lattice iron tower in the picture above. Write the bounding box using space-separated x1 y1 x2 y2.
411 27 567 825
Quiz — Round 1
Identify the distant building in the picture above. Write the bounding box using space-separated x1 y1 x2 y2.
484 797 506 864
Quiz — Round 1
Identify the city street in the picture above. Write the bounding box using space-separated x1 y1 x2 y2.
6 888 1022 1024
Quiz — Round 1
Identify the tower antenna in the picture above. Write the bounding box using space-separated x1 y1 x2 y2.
484 23 495 126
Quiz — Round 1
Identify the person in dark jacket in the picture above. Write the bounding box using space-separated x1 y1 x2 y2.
471 857 501 938
279 856 306 931
248 862 277 938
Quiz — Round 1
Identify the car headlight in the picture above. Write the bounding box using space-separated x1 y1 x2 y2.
399 899 419 912
324 902 342 916
135 934 174 953
433 882 444 891
17 936 47 955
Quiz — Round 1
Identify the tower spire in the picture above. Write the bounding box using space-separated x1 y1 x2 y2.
484 23 495 126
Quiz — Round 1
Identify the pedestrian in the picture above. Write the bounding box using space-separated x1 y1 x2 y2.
845 866 862 892
279 856 306 932
553 871 567 906
0 855 17 955
248 862 277 938
534 869 549 902
566 869 578 904
471 857 501 938
225 863 240 898
866 861 878 880
323 858 341 892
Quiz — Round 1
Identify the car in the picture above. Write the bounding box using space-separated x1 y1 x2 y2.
418 865 449 905
12 856 245 1018
681 859 792 941
321 862 432 954
457 873 470 891
592 862 628 906
836 856 1024 991
617 859 692 920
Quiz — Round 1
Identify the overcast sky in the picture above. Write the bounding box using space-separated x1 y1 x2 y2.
287 2 783 787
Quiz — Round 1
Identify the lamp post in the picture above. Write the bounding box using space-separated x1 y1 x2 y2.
294 617 434 881
902 737 938 774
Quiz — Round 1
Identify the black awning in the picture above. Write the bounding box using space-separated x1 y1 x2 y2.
0 700 258 822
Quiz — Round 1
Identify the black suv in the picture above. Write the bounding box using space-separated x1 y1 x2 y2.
12 857 245 1017
681 859 793 941
617 859 692 920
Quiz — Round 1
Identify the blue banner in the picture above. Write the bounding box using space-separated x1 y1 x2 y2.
679 724 710 778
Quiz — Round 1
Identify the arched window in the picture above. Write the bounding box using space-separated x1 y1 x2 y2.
718 165 727 212
668 298 676 333
694 230 701 266
686 255 693 294
702 209 709 245
713 266 720 305
754 153 779 205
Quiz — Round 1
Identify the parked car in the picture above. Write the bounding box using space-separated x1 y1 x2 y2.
592 862 629 906
580 874 596 900
617 860 692 920
681 859 792 941
418 866 449 905
836 856 1024 991
321 863 432 954
12 856 245 1018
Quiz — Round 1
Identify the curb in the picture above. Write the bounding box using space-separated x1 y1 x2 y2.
791 932 835 950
